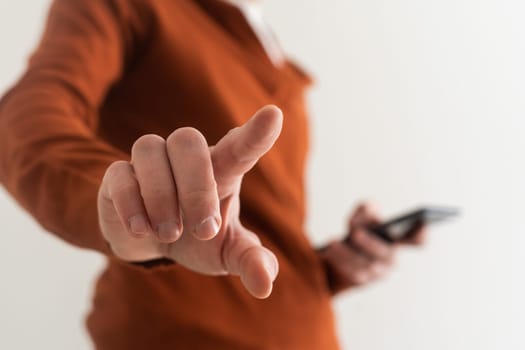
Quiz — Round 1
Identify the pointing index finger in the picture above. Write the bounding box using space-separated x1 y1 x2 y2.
211 105 283 191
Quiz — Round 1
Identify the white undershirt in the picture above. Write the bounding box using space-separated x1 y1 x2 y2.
221 0 285 67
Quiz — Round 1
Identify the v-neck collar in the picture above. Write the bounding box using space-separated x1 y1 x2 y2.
185 0 313 97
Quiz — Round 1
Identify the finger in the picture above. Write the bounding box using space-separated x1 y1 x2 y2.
350 228 396 262
350 202 382 229
211 105 283 193
166 127 221 240
131 134 182 243
221 226 279 299
100 161 152 237
99 161 162 261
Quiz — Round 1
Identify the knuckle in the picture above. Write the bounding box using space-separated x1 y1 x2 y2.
141 190 177 208
229 145 250 164
223 138 262 166
233 139 266 163
179 187 217 206
105 160 129 175
132 134 166 155
103 165 138 200
167 127 207 151
242 135 267 153
103 161 131 186
352 230 368 246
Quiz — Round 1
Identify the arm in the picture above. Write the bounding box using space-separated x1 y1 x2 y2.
0 0 147 252
0 0 281 298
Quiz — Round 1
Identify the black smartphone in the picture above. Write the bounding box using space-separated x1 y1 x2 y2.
369 206 460 243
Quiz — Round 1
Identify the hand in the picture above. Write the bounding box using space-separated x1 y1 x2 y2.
319 202 427 293
97 105 283 299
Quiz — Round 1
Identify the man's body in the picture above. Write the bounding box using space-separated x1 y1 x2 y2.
0 0 424 348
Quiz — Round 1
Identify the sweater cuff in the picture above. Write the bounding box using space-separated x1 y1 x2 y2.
105 240 176 270
131 258 176 269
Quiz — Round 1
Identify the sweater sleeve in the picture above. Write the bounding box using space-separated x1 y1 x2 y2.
0 0 149 254
316 246 348 296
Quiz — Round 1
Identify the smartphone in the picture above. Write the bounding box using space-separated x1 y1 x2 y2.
369 206 460 243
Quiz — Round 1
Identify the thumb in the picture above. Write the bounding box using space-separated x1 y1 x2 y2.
211 105 283 191
222 226 279 299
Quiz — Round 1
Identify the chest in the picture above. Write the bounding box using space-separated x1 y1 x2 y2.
100 0 311 159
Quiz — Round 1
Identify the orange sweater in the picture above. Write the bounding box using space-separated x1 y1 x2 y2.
0 0 340 348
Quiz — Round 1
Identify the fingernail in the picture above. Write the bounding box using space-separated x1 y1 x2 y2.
129 215 149 235
263 253 279 280
194 216 220 239
156 220 181 242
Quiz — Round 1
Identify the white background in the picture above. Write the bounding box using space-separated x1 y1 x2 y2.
0 1 523 349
